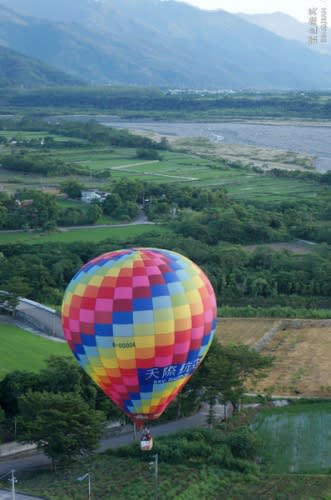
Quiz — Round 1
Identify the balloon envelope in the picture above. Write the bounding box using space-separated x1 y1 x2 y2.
61 248 217 423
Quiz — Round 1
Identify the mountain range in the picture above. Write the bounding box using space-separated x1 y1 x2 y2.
239 12 331 56
0 0 331 89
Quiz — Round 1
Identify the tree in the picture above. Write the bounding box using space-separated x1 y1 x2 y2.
112 178 144 203
18 391 106 465
0 371 39 417
136 148 162 160
0 406 4 444
14 189 59 230
191 339 273 422
61 179 84 199
102 193 122 216
38 356 83 395
0 204 8 228
86 202 102 224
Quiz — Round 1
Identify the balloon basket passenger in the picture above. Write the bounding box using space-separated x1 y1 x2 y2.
140 427 153 451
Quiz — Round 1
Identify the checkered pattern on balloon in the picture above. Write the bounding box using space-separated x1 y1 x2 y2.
62 248 217 425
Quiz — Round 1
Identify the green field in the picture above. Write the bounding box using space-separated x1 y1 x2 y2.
0 324 70 379
0 224 162 245
254 403 331 473
0 136 324 202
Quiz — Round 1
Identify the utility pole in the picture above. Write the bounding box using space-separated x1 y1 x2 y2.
77 472 91 500
11 470 16 500
88 473 91 500
0 470 16 500
149 453 158 500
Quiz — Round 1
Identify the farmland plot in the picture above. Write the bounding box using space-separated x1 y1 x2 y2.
254 403 331 473
256 326 331 396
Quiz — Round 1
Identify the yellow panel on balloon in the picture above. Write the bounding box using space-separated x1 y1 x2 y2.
155 333 174 346
186 289 201 303
99 348 116 359
192 276 204 288
101 358 119 369
154 321 174 335
141 402 152 412
118 358 136 369
135 336 155 349
106 267 121 277
151 396 162 406
94 367 108 377
133 323 155 336
116 347 135 360
191 301 204 315
135 347 155 359
154 309 173 322
88 356 104 367
175 317 192 331
89 275 104 287
75 284 86 297
173 304 191 320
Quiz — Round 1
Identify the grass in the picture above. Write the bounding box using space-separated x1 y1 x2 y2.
0 224 163 245
254 402 331 473
227 176 320 202
0 323 70 379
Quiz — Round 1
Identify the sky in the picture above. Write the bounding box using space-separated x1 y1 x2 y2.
180 0 330 23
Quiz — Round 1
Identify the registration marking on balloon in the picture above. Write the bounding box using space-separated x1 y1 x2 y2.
62 248 217 423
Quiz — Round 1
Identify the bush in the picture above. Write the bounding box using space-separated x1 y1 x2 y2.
226 427 259 459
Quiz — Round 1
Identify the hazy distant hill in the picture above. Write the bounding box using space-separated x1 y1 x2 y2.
0 44 81 87
0 0 331 89
239 12 331 55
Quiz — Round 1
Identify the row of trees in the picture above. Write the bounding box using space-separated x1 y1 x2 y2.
0 117 169 150
1 228 331 309
0 152 87 177
3 88 330 119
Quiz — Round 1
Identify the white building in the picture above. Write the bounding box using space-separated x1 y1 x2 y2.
81 190 109 204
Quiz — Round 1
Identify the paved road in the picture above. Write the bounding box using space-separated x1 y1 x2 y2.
57 220 155 232
0 490 44 500
0 207 154 235
0 405 221 477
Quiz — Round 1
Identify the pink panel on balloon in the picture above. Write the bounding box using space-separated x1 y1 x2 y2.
114 287 133 299
79 309 95 322
133 276 150 287
95 298 113 311
191 326 204 339
155 355 173 367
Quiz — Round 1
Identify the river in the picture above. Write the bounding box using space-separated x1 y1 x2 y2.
49 116 331 172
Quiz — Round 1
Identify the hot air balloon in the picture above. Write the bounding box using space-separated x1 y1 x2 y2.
61 248 217 448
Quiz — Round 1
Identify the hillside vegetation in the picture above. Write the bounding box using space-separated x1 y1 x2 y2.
0 45 81 88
